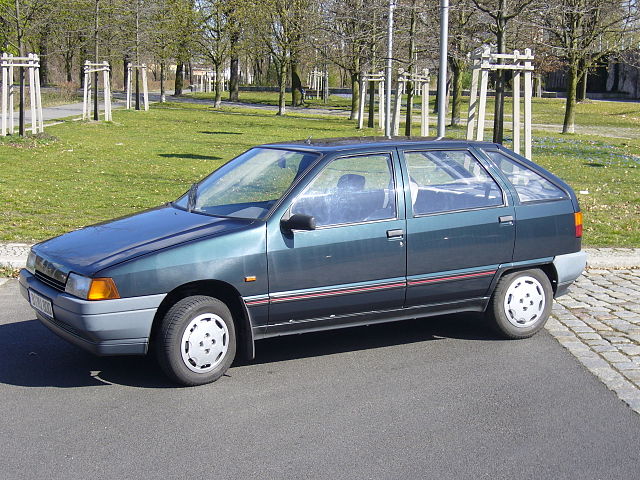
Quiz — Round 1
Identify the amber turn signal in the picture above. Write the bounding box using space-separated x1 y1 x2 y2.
574 211 583 238
87 278 120 300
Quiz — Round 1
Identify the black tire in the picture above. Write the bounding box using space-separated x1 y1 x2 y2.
487 269 553 339
156 295 236 386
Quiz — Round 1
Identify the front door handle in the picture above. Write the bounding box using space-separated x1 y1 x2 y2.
387 229 404 239
499 215 514 223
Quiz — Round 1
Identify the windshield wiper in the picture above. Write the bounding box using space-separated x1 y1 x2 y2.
187 183 198 212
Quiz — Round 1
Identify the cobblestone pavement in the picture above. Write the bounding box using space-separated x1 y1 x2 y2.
547 269 640 415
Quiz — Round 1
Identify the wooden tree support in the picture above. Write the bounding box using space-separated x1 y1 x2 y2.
126 63 149 111
307 69 325 99
392 68 430 136
357 72 386 130
83 60 112 121
193 68 227 93
466 46 534 158
1 53 44 136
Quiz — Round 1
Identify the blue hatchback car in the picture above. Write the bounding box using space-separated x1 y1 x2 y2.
20 137 586 385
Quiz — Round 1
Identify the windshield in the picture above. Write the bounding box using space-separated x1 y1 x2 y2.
174 147 319 219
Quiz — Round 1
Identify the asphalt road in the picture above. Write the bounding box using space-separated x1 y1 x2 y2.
1 279 639 480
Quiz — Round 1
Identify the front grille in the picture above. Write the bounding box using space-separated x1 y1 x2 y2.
35 271 66 292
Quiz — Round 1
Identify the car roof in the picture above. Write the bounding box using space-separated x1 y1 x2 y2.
263 136 498 153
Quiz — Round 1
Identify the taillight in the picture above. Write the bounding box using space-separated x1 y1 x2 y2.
574 211 583 238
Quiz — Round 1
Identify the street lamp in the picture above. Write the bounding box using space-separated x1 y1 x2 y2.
385 0 397 138
437 0 449 138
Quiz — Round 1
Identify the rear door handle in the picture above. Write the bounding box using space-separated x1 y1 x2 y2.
387 229 404 239
499 215 514 223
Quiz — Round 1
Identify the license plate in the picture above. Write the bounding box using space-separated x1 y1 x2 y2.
29 290 54 318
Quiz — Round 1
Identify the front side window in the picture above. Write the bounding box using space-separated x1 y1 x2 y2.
485 150 567 203
174 147 318 219
291 153 396 227
405 150 503 215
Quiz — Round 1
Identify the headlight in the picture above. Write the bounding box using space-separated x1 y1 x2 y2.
26 250 37 274
65 273 120 301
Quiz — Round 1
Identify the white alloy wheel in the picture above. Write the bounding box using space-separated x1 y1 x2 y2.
502 275 546 328
180 312 229 373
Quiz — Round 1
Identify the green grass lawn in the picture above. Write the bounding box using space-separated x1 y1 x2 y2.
0 99 638 246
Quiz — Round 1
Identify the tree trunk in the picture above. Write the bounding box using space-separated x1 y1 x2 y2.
229 53 240 101
562 61 578 134
277 62 287 116
533 73 542 97
577 58 588 102
123 53 131 93
350 71 359 120
405 81 413 136
174 62 184 96
64 54 73 83
493 14 506 143
291 58 303 107
214 63 222 108
39 36 49 86
368 79 375 127
405 0 416 136
450 58 463 126
160 62 166 102
79 45 87 86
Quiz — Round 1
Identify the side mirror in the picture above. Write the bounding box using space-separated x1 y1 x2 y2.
281 214 316 232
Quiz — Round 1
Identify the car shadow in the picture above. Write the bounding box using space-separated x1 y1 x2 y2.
0 313 498 389
248 312 498 365
0 320 173 389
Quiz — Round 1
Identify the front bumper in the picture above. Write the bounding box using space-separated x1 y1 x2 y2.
553 251 588 297
19 270 166 356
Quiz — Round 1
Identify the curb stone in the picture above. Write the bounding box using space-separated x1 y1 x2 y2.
1 245 638 271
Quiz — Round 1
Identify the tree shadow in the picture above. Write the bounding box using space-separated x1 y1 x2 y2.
158 153 222 160
585 162 605 168
198 131 242 135
0 312 497 389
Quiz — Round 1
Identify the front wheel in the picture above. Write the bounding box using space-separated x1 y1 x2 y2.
156 295 236 386
487 269 553 339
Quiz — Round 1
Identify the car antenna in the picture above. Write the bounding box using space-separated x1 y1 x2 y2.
305 136 312 145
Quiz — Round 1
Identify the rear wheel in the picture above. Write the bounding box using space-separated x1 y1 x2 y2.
487 269 553 339
156 295 236 386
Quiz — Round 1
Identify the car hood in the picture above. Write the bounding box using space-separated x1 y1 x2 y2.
33 205 257 277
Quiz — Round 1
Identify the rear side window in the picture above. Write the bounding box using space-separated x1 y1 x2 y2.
485 150 567 203
405 150 503 215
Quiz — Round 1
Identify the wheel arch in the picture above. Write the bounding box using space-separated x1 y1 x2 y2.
489 262 559 301
150 280 255 361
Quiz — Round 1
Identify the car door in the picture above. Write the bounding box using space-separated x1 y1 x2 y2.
400 147 516 307
265 151 406 330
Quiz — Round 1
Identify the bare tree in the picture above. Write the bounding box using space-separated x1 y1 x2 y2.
200 0 230 107
472 0 537 142
534 0 639 133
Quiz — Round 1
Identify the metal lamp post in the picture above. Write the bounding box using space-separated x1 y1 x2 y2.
437 0 449 138
385 0 396 138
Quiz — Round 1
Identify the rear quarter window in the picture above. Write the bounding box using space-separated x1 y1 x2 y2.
485 150 567 203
